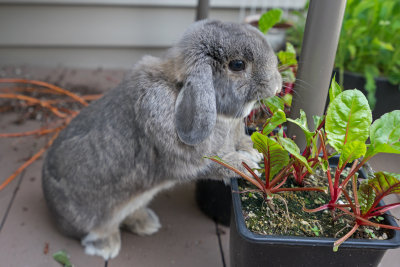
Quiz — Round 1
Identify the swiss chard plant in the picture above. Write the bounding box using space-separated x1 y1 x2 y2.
303 78 400 213
207 77 400 250
300 79 400 249
332 172 400 251
206 122 326 201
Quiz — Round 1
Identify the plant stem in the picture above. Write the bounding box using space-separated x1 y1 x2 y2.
0 131 60 191
242 162 266 192
352 172 361 215
318 131 334 199
269 161 294 187
333 223 360 250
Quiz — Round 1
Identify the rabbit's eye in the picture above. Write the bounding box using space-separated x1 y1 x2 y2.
228 60 246 72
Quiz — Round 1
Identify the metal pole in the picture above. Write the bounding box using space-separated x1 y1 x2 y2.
287 0 347 149
196 0 210 21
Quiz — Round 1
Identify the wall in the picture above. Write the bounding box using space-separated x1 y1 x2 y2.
0 0 306 69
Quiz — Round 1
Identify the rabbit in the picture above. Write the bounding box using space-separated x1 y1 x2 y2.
42 19 282 260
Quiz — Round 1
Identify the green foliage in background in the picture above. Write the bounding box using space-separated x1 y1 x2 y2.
287 0 400 109
336 0 400 108
258 9 283 34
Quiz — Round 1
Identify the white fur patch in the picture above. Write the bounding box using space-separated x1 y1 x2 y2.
125 208 161 236
110 180 176 228
243 100 257 117
82 232 121 260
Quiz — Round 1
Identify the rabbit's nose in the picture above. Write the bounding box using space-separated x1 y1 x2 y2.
274 84 282 95
272 71 283 95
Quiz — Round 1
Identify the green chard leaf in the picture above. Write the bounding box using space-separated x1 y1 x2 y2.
262 109 286 135
251 132 289 179
311 134 319 158
312 115 324 130
263 96 285 114
329 75 342 103
320 158 329 172
277 136 313 173
365 110 400 158
282 93 293 107
278 42 297 67
358 172 400 214
325 89 372 153
338 141 367 168
287 109 314 146
258 9 283 34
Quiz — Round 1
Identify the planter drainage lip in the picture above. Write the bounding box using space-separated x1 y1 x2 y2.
231 178 400 250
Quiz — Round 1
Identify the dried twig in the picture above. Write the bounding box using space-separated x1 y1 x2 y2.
0 131 60 191
0 79 102 191
0 93 68 118
0 79 89 106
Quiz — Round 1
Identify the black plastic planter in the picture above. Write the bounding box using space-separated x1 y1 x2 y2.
195 179 231 226
333 70 400 120
230 158 400 267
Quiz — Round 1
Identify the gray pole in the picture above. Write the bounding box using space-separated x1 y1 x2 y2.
287 0 347 149
196 0 210 21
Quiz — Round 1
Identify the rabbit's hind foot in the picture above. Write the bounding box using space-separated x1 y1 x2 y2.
122 207 161 236
82 229 121 260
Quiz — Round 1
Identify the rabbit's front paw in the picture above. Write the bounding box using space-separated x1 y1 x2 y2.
237 136 263 163
122 208 161 236
82 230 121 260
237 149 263 165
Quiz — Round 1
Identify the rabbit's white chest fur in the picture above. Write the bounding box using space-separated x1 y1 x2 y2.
110 180 176 227
243 100 257 117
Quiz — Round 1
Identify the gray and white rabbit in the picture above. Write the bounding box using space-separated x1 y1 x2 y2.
42 20 282 259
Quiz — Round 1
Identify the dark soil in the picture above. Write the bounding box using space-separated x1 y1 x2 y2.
238 167 392 240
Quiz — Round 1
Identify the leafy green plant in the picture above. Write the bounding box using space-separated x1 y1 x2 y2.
331 172 400 251
336 0 400 108
303 79 400 214
258 9 283 34
287 0 400 108
206 130 325 201
207 77 400 250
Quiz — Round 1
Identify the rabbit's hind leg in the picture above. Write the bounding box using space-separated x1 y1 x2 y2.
82 227 121 260
119 180 176 236
122 207 161 236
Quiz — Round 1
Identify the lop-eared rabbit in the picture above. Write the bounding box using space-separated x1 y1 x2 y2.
42 20 282 259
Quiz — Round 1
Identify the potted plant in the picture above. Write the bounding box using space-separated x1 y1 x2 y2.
207 78 400 266
288 0 400 120
245 9 293 52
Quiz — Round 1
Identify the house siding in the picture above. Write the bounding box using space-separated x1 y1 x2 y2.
0 0 305 68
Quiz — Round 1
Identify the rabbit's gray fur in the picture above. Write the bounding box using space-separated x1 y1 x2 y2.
42 19 282 259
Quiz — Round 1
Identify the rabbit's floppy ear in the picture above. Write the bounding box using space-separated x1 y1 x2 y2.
175 63 216 145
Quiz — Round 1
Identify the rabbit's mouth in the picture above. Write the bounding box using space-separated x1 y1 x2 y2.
242 100 257 117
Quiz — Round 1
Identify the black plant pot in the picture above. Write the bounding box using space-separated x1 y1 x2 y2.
230 158 400 267
333 70 400 120
195 179 231 226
